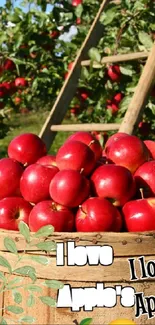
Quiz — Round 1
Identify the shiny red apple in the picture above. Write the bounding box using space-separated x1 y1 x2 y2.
49 169 90 208
106 102 119 114
91 164 136 206
29 200 74 232
113 92 124 103
105 135 150 174
8 133 47 166
134 160 155 197
15 77 27 87
3 59 15 71
36 155 57 167
0 197 32 231
144 140 155 159
65 131 102 161
123 198 155 232
56 140 95 176
75 197 118 232
105 132 128 151
110 209 123 232
72 0 82 6
0 158 23 199
20 164 58 204
107 65 121 82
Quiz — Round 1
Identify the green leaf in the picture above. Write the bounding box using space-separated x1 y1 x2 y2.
80 318 93 325
0 271 6 283
6 305 24 314
28 272 37 283
27 294 35 307
43 280 64 289
138 32 153 49
18 221 30 243
6 277 22 289
35 241 56 252
81 67 89 81
34 225 54 238
4 237 17 254
12 291 22 304
100 7 117 25
88 48 101 63
0 256 12 273
14 266 36 276
1 318 7 325
25 284 43 293
75 4 83 18
19 316 35 324
39 296 56 307
120 66 133 76
28 255 50 266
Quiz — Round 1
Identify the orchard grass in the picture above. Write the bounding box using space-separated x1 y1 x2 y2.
0 109 74 158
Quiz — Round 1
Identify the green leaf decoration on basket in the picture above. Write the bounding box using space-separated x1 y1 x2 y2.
18 221 31 243
27 294 35 307
14 265 36 276
0 256 12 273
1 318 7 324
25 284 43 293
12 290 22 304
19 316 36 323
33 225 54 238
28 255 50 266
39 296 57 307
43 279 64 289
6 305 24 314
4 237 18 254
35 241 56 251
80 318 93 325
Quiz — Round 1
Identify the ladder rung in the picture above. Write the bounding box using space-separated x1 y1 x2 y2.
51 123 121 132
81 52 149 67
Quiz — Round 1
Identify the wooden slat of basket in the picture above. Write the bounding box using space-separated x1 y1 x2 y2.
81 51 149 67
39 0 109 150
50 123 120 132
119 42 155 134
0 230 155 257
0 250 153 282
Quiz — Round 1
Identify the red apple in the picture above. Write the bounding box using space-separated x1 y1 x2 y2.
91 164 136 206
72 0 82 6
3 59 15 71
20 164 58 204
0 158 23 199
110 209 123 232
113 92 124 103
68 62 74 70
105 132 128 151
76 17 81 25
75 197 118 232
29 200 74 232
106 103 119 114
49 30 59 39
49 169 90 208
79 89 89 101
105 135 150 174
36 155 57 167
134 160 155 197
107 65 121 82
8 133 47 166
144 140 155 159
0 197 32 231
56 140 96 176
14 97 22 105
65 131 102 161
15 77 27 87
123 198 155 232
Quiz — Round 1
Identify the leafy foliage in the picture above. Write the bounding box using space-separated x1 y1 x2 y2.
0 222 63 325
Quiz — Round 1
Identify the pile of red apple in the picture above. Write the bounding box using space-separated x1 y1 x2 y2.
1 131 155 233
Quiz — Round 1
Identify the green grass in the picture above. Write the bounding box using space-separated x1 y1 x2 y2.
0 110 73 158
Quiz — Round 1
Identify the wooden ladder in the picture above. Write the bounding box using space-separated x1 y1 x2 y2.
39 0 155 151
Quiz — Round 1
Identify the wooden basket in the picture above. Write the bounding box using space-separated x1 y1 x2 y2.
0 230 155 324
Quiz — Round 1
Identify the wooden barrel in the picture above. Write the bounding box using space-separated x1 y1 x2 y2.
0 229 154 324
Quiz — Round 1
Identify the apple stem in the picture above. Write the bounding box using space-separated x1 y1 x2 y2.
89 140 95 147
52 201 57 211
140 188 144 199
79 205 86 215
